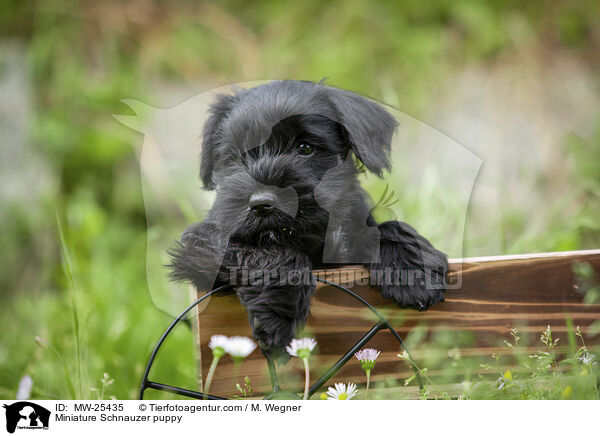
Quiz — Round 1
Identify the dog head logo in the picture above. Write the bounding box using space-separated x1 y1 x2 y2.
3 402 50 433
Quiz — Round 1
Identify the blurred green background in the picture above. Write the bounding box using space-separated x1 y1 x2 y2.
0 0 599 399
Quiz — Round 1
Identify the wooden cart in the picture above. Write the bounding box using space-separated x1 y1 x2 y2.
192 250 600 398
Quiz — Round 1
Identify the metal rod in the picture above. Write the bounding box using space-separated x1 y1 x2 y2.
138 285 231 400
140 278 424 400
314 277 424 392
144 381 226 400
308 321 385 396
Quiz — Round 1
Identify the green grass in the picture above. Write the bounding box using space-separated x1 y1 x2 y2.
0 204 197 399
375 324 600 400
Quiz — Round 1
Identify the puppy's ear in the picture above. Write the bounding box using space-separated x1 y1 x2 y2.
326 87 398 176
201 92 239 189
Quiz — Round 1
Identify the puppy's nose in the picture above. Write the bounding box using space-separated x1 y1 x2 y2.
249 192 278 217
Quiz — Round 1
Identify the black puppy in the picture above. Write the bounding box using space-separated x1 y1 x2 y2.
169 80 448 357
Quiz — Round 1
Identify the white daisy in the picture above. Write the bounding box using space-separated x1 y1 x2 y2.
355 348 381 399
354 348 380 371
286 337 317 359
286 337 317 400
326 383 358 400
205 335 229 397
225 336 257 360
579 352 597 366
209 334 229 358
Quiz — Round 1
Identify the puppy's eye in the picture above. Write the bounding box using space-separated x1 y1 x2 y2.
296 143 314 156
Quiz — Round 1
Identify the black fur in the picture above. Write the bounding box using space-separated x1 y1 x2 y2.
168 80 448 357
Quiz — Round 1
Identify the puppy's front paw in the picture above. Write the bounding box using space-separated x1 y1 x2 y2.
376 272 446 311
372 221 448 311
167 221 232 291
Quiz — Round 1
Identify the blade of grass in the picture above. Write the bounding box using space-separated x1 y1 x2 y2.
37 338 77 399
55 209 82 399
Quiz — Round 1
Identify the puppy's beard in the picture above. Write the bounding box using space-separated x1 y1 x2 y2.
258 230 279 245
231 212 296 246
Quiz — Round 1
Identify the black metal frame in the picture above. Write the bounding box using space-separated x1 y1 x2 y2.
139 279 422 400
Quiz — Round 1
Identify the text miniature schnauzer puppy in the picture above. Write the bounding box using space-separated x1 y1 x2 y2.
169 80 448 357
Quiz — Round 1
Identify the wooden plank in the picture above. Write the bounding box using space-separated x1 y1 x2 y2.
195 250 600 398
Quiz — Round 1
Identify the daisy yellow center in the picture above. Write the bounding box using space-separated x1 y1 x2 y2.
338 393 348 400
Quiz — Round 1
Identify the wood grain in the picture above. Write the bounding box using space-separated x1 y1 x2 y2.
195 250 600 398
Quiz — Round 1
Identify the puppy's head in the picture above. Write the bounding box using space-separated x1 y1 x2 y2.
200 81 397 249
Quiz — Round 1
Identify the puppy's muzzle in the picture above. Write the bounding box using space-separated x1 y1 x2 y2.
246 185 299 219
249 192 277 217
